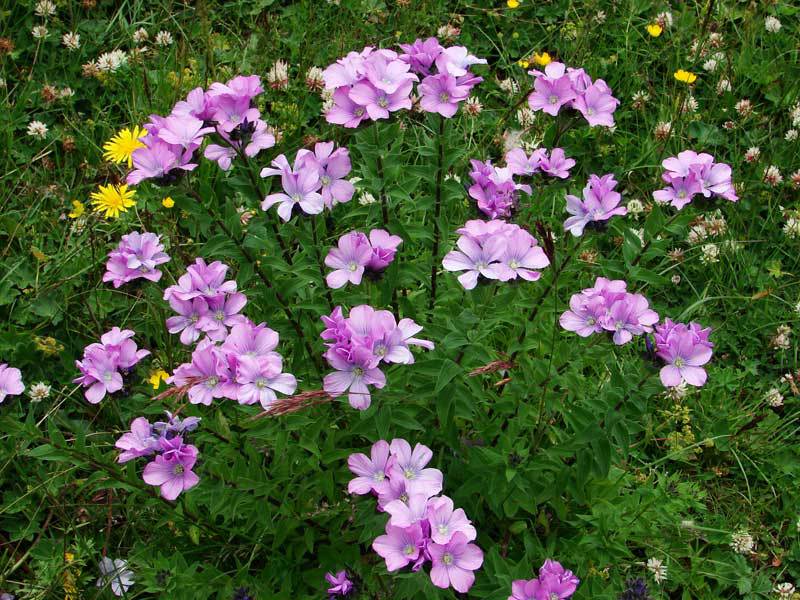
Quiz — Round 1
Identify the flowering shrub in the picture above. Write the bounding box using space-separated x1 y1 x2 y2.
3 2 800 599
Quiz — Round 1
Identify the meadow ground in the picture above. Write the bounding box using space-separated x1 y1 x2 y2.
1 1 799 599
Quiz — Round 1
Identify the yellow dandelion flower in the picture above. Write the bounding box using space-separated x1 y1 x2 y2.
646 23 663 37
162 196 175 208
517 58 530 69
68 200 85 219
103 126 146 167
507 0 520 7
674 69 697 84
34 336 64 355
533 52 552 67
90 184 136 219
148 369 170 390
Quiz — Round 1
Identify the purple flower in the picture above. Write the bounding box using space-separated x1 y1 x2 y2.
442 234 507 290
367 229 402 271
170 341 237 405
387 438 443 497
234 354 297 409
604 294 659 345
559 294 609 337
384 493 431 527
152 411 201 439
505 148 546 176
527 63 576 116
166 297 209 345
435 46 487 77
127 140 197 185
348 80 414 120
322 345 385 410
115 416 158 463
428 532 484 593
538 559 580 598
564 173 627 236
324 232 373 289
654 151 737 208
372 522 425 571
652 173 703 210
364 53 418 93
262 167 324 222
164 258 237 303
427 495 477 544
347 439 392 496
498 229 550 282
419 73 470 117
103 231 170 288
324 571 353 597
325 88 369 128
221 321 280 359
142 445 200 501
211 94 260 133
572 81 619 127
0 363 24 403
399 37 444 75
296 142 354 207
198 292 248 341
73 328 149 403
539 148 576 179
156 114 214 149
655 320 713 387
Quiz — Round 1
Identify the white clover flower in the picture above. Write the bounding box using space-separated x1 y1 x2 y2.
700 243 720 264
646 557 667 584
784 217 800 239
682 95 699 114
717 78 732 94
154 30 173 47
305 66 324 90
28 382 51 402
791 103 800 127
358 191 377 206
498 77 519 95
34 0 56 17
744 146 760 163
61 32 81 50
764 388 784 408
26 120 48 139
627 199 644 215
267 60 289 89
132 28 149 44
764 165 783 186
463 96 483 116
773 582 795 599
785 129 798 142
516 107 535 128
31 25 48 39
730 530 756 554
765 16 782 33
703 58 718 72
656 11 673 28
671 274 681 285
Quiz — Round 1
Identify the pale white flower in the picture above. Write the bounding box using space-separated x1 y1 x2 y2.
656 11 673 28
764 165 783 186
444 172 462 183
785 129 798 142
132 28 149 44
59 87 75 99
784 217 800 239
594 10 607 24
717 78 732 94
764 388 784 408
267 60 289 89
61 32 80 50
765 16 782 33
703 58 718 72
97 50 128 73
791 103 800 127
682 95 699 114
730 530 756 554
97 557 134 597
646 557 667 584
436 24 460 39
31 25 48 39
664 382 688 401
687 224 708 245
154 30 173 47
654 121 672 140
671 274 681 285
632 90 649 109
26 120 48 139
744 146 760 163
34 0 56 17
305 66 324 91
28 382 51 402
700 243 720 264
517 107 535 127
627 199 644 215
774 582 795 599
358 191 377 206
498 77 519 95
771 325 792 351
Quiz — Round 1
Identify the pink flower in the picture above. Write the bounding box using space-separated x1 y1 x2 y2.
442 234 507 290
428 532 484 593
262 167 324 222
347 439 392 495
388 439 443 497
419 73 470 117
372 523 426 571
115 417 158 463
325 88 369 128
427 495 477 544
324 232 373 289
348 80 414 120
142 447 200 501
539 148 576 179
655 320 713 387
322 346 386 410
0 363 24 403
367 229 402 271
234 355 297 409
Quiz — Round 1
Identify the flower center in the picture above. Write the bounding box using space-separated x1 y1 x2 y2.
348 262 359 272
549 94 559 105
206 376 219 387
442 552 453 565
354 108 365 117
403 468 415 480
678 190 687 199
173 464 184 475
103 372 114 382
439 92 450 103
586 107 595 115
378 97 389 108
476 261 488 270
437 524 449 535
255 378 267 389
352 367 364 377
321 175 331 186
373 471 385 482
403 544 415 556
674 357 685 367
509 259 519 269
291 193 302 203
215 310 225 321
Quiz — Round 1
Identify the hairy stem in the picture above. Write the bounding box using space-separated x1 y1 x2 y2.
428 116 446 317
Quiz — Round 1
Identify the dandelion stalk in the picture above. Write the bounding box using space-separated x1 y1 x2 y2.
428 115 446 317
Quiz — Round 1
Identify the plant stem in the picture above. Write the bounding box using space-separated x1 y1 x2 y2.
311 217 334 311
428 116 446 317
373 124 389 227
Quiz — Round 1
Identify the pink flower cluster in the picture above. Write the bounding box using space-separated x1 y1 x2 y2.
509 560 580 600
0 363 24 404
527 62 619 127
116 412 201 500
563 174 627 236
322 39 484 126
653 150 737 209
74 328 150 403
654 319 713 387
505 147 576 180
468 159 532 219
320 305 433 409
164 258 246 346
103 231 170 288
559 278 659 345
324 229 402 289
442 220 550 290
347 439 483 593
260 141 354 221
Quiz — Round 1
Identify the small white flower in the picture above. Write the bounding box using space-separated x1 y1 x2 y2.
703 58 718 72
646 557 667 584
97 557 134 597
96 50 128 73
132 28 149 44
700 243 720 264
730 530 756 554
358 191 376 206
764 165 783 186
28 382 51 402
61 32 81 51
31 25 48 39
717 78 732 94
463 96 483 116
765 16 782 33
785 129 798 142
498 77 519 95
305 66 324 90
155 30 173 47
34 0 57 17
671 274 681 285
626 199 644 215
267 60 289 89
791 103 800 127
26 120 48 139
656 11 673 28
687 224 708 246
682 95 699 114
784 217 800 239
59 87 75 99
664 382 688 401
764 388 784 408
773 582 795 599
744 146 760 163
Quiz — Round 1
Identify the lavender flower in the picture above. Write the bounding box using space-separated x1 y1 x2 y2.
103 231 170 288
564 174 627 236
0 364 24 403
